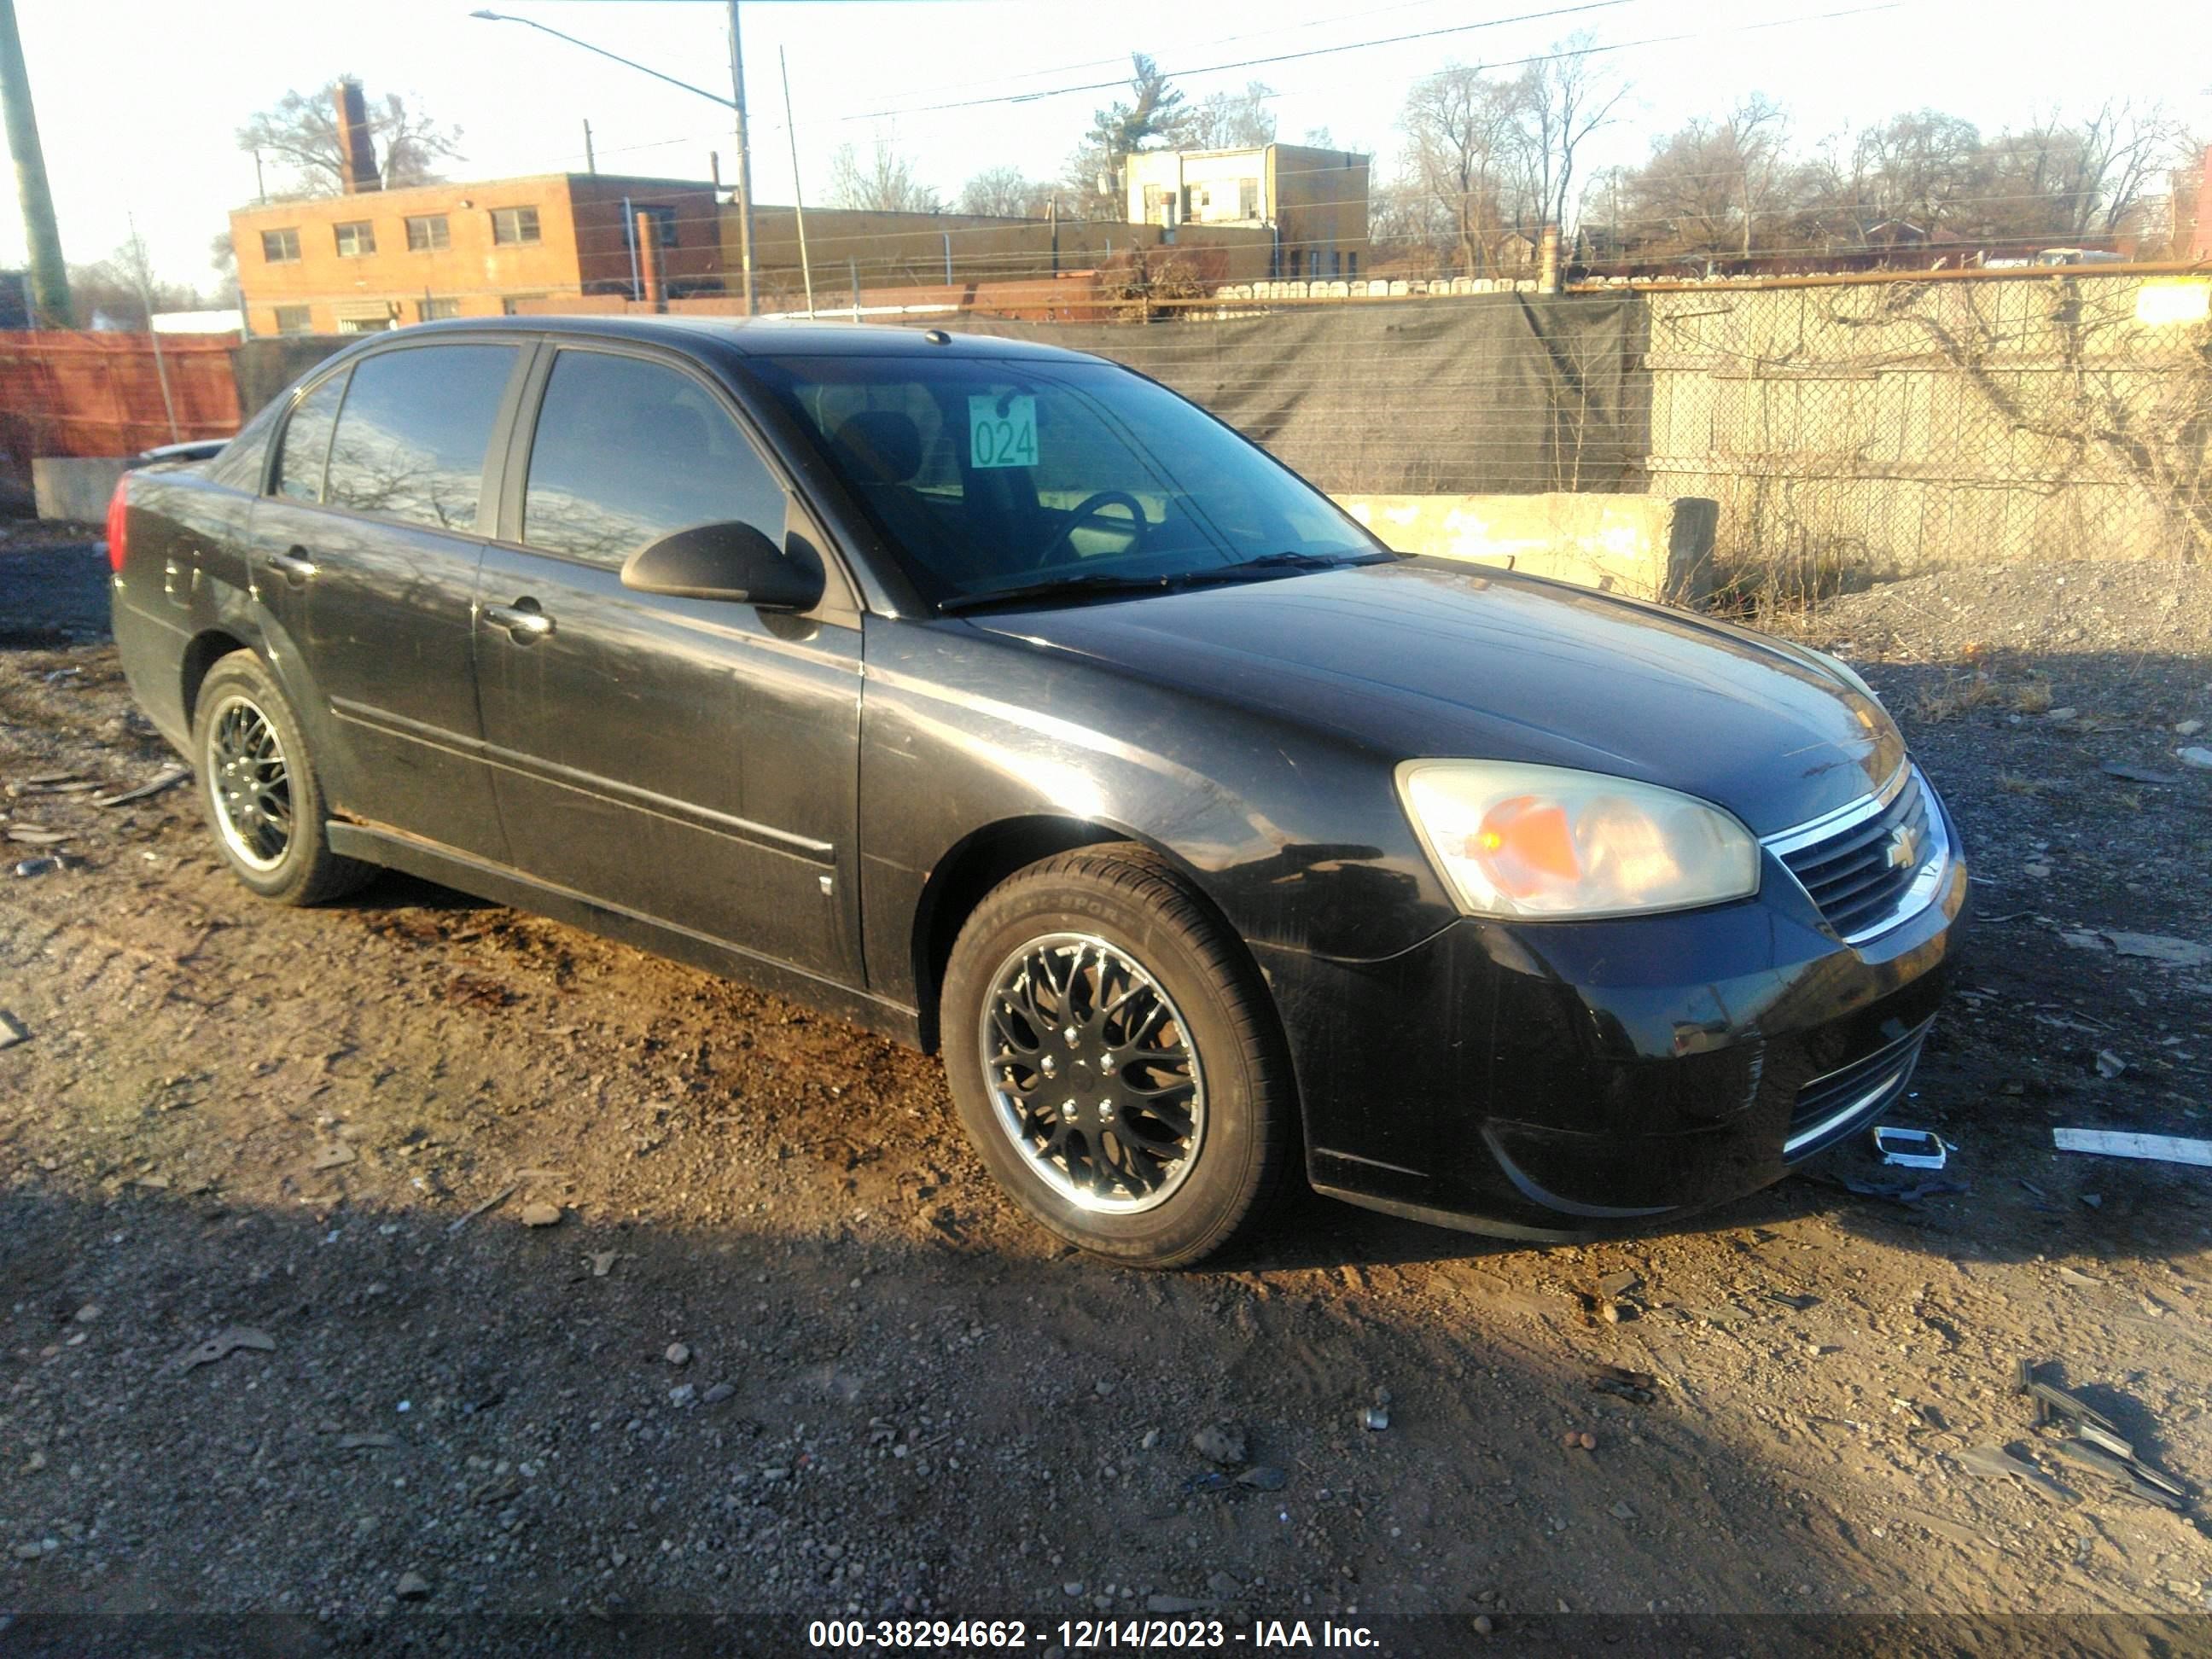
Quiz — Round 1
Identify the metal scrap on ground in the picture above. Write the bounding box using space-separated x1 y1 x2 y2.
93 766 189 808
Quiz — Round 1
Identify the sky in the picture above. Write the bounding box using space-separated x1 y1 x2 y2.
9 0 2211 289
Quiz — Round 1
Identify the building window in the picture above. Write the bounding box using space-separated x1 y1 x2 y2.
405 215 450 252
501 294 546 316
335 315 392 335
260 228 300 264
491 206 541 246
1347 250 1359 278
1239 178 1259 220
273 305 312 335
417 298 461 322
633 204 678 249
335 221 376 258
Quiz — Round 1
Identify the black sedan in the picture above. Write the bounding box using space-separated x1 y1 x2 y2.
108 317 1965 1267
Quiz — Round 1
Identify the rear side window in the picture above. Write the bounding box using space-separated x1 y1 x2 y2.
323 345 519 532
521 350 785 568
272 371 346 503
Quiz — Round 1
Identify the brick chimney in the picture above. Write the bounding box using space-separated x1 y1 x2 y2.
333 78 381 195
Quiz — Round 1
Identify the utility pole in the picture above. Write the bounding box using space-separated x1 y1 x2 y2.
583 118 597 175
0 0 69 327
779 47 812 316
726 1 757 316
126 216 178 443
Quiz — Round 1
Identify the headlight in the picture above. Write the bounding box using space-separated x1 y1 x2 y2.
1397 761 1760 920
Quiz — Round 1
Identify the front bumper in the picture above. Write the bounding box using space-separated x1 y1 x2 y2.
1257 786 1968 1241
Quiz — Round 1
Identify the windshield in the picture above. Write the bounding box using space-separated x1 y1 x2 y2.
746 352 1384 608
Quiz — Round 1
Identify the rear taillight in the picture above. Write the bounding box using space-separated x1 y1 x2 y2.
104 474 128 573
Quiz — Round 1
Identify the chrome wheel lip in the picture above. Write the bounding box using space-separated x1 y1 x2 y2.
978 930 1208 1215
203 692 293 873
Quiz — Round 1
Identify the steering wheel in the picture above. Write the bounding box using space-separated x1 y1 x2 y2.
1033 491 1149 568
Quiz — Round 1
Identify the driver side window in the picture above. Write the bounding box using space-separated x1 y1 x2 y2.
522 350 787 569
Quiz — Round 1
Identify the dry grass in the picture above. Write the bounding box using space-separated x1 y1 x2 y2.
1914 671 2057 725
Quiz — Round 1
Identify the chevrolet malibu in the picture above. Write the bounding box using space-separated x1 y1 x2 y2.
108 317 1965 1267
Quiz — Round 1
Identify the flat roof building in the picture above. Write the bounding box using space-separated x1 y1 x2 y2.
1123 143 1370 281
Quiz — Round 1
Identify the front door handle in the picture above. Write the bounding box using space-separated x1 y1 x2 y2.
484 599 555 641
267 548 317 585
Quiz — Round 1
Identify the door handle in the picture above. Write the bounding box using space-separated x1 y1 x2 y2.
267 548 317 585
484 600 555 641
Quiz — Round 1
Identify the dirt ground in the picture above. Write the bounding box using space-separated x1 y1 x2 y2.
3 529 2210 1650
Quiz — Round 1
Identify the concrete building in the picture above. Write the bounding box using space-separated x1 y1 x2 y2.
1123 143 1370 280
230 172 724 336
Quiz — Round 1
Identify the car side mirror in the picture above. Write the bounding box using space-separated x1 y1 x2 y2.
619 521 825 612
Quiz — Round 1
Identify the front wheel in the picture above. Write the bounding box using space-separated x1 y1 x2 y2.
940 845 1296 1268
192 650 371 905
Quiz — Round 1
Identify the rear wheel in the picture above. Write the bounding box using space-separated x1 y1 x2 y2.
192 651 371 905
941 845 1296 1268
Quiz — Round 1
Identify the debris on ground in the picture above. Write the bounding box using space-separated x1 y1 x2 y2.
1873 1126 1949 1169
0 1010 26 1049
2053 1127 2212 1167
1591 1365 1658 1405
2017 1359 2190 1512
92 766 188 808
175 1328 276 1372
518 1202 562 1227
1191 1422 1247 1465
446 1185 517 1233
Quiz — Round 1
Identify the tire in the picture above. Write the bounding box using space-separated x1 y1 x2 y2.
191 650 372 906
941 844 1296 1268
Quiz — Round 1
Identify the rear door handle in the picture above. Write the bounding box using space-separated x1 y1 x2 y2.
484 600 555 641
267 548 317 585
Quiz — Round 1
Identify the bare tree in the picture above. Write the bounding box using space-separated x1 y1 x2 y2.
69 237 207 331
1506 36 1630 246
955 166 1054 218
828 137 943 214
1982 101 2182 240
1184 81 1277 151
1623 94 1795 259
1850 109 1982 226
1397 62 1522 274
237 81 462 197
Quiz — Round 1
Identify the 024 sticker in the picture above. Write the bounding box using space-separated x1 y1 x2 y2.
968 393 1038 469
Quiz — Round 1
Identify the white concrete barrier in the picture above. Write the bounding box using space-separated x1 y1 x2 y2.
33 457 130 523
1336 492 1719 604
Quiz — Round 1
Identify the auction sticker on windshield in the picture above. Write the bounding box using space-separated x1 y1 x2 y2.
968 393 1038 469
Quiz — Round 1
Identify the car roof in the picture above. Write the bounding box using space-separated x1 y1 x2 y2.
399 313 1099 364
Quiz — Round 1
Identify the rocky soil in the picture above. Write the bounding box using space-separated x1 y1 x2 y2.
3 534 2209 1653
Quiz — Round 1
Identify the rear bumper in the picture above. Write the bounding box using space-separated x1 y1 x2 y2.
1258 789 1967 1241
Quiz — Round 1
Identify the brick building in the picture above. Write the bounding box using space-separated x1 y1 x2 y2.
230 172 724 336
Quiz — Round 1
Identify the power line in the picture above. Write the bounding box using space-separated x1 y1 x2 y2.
846 0 1650 122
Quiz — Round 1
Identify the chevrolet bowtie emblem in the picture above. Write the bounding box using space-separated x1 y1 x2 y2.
1885 824 1922 870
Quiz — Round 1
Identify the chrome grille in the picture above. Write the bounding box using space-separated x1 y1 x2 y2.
1771 767 1946 945
1784 1018 1932 1160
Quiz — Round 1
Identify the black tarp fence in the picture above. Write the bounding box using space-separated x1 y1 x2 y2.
226 297 1652 500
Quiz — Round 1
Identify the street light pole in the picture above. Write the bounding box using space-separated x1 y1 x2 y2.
471 7 760 312
727 2 757 316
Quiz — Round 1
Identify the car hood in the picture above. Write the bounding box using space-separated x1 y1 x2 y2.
962 560 1903 836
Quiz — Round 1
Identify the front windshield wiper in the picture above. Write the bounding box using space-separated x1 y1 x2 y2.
937 572 1184 614
1171 550 1397 585
937 551 1394 614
